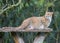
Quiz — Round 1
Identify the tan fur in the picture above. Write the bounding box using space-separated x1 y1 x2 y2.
16 12 53 30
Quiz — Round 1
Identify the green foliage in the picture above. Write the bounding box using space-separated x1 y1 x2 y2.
0 0 60 43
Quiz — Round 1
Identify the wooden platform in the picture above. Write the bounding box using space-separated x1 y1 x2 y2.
0 27 53 32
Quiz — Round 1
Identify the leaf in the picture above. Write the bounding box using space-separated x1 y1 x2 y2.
38 0 45 7
39 0 45 6
46 2 54 7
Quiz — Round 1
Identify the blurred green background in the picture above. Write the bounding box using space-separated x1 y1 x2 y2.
0 0 60 43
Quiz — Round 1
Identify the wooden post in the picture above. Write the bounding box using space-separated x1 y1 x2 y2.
0 38 3 43
33 35 46 43
14 36 25 43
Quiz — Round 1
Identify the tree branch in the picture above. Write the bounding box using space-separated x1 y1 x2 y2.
0 0 21 15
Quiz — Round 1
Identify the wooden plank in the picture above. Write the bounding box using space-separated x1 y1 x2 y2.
0 27 53 32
